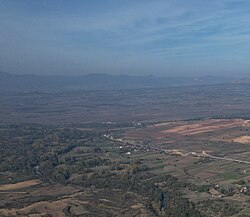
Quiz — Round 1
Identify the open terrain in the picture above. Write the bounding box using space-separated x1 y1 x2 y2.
0 179 41 191
1 84 250 124
1 84 250 216
1 117 250 216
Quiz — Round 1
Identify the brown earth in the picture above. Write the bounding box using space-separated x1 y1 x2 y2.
126 119 247 139
0 179 42 191
161 119 244 136
233 136 250 144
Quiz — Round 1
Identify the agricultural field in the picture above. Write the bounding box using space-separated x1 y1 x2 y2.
1 117 250 216
117 118 250 216
1 84 250 216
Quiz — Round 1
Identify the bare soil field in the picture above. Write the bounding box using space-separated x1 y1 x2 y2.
0 187 153 217
126 119 247 139
161 119 243 136
0 200 68 217
0 179 41 191
233 136 250 144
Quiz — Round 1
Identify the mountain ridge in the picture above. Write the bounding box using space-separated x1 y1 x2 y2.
0 71 242 92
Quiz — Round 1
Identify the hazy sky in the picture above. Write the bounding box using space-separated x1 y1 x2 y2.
1 0 250 76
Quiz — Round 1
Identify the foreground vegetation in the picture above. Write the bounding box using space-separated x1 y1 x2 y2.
0 124 203 216
1 121 250 217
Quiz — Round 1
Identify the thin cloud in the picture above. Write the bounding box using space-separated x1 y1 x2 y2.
1 0 250 76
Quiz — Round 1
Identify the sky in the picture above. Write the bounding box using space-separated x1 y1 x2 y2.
1 0 250 77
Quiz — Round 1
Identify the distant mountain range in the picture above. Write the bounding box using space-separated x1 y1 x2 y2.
0 71 243 92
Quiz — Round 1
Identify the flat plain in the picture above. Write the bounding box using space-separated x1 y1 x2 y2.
1 84 250 124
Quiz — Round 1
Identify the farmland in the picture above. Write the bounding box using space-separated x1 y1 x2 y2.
1 84 250 216
1 117 250 216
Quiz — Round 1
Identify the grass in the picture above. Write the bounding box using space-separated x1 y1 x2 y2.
0 172 31 185
218 172 243 180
